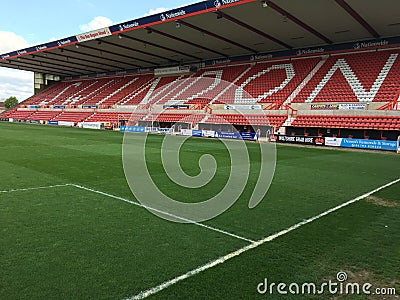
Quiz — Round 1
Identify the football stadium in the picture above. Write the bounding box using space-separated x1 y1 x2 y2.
0 0 399 299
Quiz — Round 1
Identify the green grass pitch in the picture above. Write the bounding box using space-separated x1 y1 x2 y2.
0 122 399 299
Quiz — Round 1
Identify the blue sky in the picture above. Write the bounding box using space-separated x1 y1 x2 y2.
0 0 198 101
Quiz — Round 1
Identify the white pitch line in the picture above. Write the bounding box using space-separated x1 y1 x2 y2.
70 184 255 243
127 178 400 300
0 183 72 194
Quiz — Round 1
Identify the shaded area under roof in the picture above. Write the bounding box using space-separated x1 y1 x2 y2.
1 0 400 76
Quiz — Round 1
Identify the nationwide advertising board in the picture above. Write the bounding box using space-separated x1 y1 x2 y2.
2 0 399 66
205 37 400 66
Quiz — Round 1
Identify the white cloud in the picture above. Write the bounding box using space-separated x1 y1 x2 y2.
143 7 168 17
142 1 199 17
0 32 33 102
0 31 30 53
79 16 113 32
0 68 33 102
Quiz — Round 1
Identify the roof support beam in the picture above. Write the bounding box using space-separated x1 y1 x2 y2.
215 11 292 49
21 56 99 74
147 27 228 58
77 44 146 68
98 40 176 64
119 34 201 61
264 0 332 44
334 0 379 38
43 52 112 73
1 61 75 76
62 48 138 70
178 20 258 53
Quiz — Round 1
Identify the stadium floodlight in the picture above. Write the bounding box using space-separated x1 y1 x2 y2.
175 21 181 28
118 34 123 39
262 1 268 7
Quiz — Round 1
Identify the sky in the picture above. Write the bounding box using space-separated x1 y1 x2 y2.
0 0 199 102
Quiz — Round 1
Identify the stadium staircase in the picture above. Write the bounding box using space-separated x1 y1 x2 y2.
61 80 107 106
51 111 94 124
212 63 254 104
96 77 139 106
119 76 159 105
283 57 327 106
293 50 400 103
27 111 61 121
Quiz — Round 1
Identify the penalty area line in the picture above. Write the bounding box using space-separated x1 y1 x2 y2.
69 184 255 244
127 177 400 300
0 183 72 194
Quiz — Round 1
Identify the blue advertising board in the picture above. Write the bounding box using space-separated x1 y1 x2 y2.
205 36 400 66
214 131 257 141
0 0 248 62
340 138 397 151
239 132 258 141
109 1 246 34
215 131 241 140
120 126 145 133
47 121 59 126
191 130 203 137
1 36 77 60
1 0 400 65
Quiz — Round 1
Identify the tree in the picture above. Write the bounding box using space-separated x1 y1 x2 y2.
4 96 18 109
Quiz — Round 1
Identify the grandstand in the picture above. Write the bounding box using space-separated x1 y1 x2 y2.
0 0 399 143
